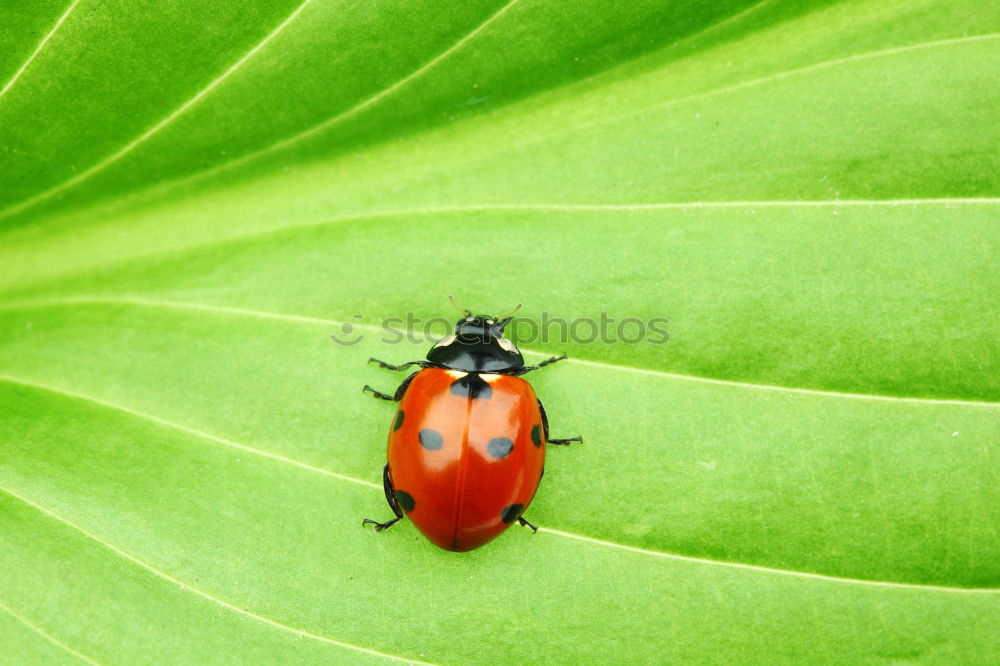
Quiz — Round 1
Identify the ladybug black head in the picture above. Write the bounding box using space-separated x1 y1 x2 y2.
426 314 524 373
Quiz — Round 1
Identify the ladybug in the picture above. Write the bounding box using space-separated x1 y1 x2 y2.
361 302 581 551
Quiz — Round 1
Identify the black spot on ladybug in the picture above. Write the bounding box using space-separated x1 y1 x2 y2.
396 490 415 512
393 410 404 431
449 374 493 399
531 424 541 447
501 504 524 523
487 437 513 459
418 428 443 450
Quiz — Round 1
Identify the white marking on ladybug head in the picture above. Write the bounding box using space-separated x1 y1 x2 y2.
479 373 501 383
434 334 456 348
497 337 517 353
445 370 469 379
486 319 495 325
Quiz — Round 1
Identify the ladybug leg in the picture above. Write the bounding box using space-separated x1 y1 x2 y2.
361 517 400 531
362 385 394 401
537 399 582 445
536 353 568 369
517 516 539 532
548 436 583 446
364 371 419 402
517 354 568 374
363 465 404 531
369 358 430 372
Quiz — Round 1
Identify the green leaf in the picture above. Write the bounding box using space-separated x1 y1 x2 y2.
1 0 998 663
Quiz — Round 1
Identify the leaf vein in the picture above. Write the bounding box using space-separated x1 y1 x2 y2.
0 0 316 222
0 0 84 100
0 371 378 490
206 0 523 177
656 0 775 55
0 484 436 665
539 32 1000 153
0 600 101 666
1 296 997 408
2 374 998 593
60 31 1000 208
3 198 996 295
122 0 523 206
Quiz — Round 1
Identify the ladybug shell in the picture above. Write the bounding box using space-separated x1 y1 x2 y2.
388 367 545 552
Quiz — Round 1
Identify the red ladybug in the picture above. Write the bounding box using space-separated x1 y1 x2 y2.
362 303 581 551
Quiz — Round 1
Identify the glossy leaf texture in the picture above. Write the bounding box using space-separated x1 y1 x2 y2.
1 0 999 663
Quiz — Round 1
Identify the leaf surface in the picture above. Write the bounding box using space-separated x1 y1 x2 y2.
1 0 998 663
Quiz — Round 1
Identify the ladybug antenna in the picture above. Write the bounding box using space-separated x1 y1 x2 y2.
496 303 522 332
499 303 522 320
448 295 472 317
